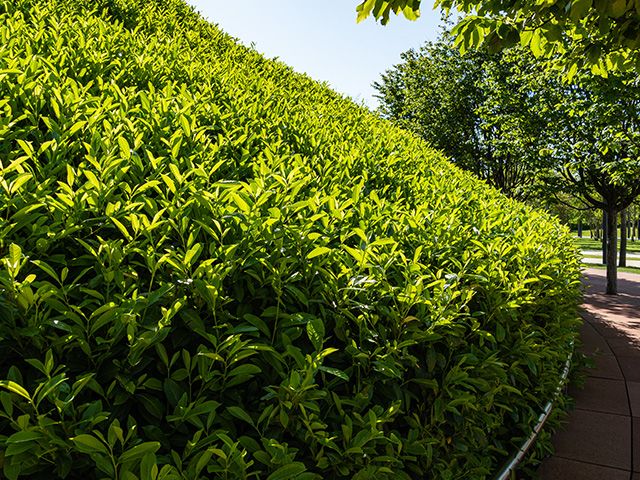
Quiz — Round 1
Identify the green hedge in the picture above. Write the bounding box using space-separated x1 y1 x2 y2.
0 0 581 478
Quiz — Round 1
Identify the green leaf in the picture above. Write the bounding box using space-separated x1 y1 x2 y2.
171 138 182 159
530 29 544 57
230 192 250 213
496 324 506 342
16 139 34 158
195 450 213 477
306 246 331 259
71 434 110 455
6 430 43 444
118 137 131 160
9 173 32 194
68 120 87 136
110 216 132 241
410 378 439 391
343 246 366 264
318 366 348 381
3 461 21 480
242 314 270 336
306 317 325 351
198 352 225 362
267 462 307 480
0 391 13 416
184 243 202 266
6 243 22 273
356 0 377 23
119 442 161 463
226 406 255 426
570 0 592 21
179 115 191 137
34 374 67 408
0 381 31 402
6 436 42 456
227 364 261 377
402 5 420 21
140 453 158 480
608 0 627 17
84 170 101 189
31 260 60 283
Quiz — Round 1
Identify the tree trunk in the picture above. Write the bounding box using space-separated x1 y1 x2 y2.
602 212 608 265
577 220 582 238
606 207 618 295
619 209 627 268
625 217 629 239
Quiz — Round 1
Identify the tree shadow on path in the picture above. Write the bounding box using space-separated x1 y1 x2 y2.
582 268 640 345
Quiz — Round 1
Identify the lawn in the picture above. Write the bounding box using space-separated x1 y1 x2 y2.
582 263 640 274
574 236 640 254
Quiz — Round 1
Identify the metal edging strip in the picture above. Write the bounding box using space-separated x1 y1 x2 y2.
493 343 574 480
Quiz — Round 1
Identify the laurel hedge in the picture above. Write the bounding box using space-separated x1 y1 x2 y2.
0 0 581 478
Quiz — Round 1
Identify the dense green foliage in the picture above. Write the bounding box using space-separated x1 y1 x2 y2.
0 0 581 478
374 34 546 200
538 73 640 206
375 26 640 293
356 0 640 75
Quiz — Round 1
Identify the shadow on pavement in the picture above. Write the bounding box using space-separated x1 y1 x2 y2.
537 268 640 479
582 269 640 345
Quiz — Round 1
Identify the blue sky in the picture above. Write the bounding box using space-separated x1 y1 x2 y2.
185 1 443 108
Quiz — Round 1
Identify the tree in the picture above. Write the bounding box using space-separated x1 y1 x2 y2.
356 0 640 74
620 209 628 267
535 71 640 293
374 35 547 200
375 28 640 293
540 192 599 238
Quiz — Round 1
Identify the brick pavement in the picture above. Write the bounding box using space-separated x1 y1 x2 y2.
538 268 640 480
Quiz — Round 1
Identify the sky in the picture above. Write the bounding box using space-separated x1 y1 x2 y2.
185 1 444 109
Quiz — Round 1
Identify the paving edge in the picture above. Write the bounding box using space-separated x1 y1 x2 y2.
493 343 574 480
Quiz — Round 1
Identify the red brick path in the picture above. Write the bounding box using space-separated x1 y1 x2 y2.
538 268 640 480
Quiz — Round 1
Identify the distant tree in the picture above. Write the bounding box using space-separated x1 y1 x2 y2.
374 35 547 200
536 71 640 293
540 193 597 236
375 27 640 293
357 0 640 75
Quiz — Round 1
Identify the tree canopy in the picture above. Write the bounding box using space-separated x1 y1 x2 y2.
534 70 640 292
375 28 640 293
357 0 640 74
374 36 547 200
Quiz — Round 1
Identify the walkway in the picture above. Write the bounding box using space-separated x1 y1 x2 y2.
538 268 640 479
